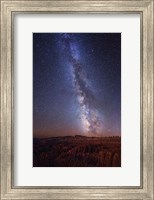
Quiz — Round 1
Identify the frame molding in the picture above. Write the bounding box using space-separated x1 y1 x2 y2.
1 0 153 199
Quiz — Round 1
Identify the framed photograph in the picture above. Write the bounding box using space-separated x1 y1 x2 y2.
0 0 153 199
33 32 121 168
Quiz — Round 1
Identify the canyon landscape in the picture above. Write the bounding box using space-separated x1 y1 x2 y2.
33 135 121 167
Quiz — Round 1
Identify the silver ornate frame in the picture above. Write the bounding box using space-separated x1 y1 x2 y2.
0 0 153 199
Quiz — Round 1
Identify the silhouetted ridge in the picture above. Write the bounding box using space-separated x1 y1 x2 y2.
75 135 87 138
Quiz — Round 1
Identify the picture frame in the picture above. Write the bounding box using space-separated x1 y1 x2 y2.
0 0 153 199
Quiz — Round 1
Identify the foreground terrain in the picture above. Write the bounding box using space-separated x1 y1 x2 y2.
33 135 121 167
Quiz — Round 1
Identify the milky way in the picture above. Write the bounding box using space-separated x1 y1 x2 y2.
60 33 102 135
33 33 121 138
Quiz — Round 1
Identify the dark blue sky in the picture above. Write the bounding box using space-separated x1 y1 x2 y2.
33 33 121 138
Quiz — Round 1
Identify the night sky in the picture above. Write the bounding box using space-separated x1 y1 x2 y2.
33 33 121 138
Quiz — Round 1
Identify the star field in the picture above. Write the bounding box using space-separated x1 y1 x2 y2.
33 33 121 138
